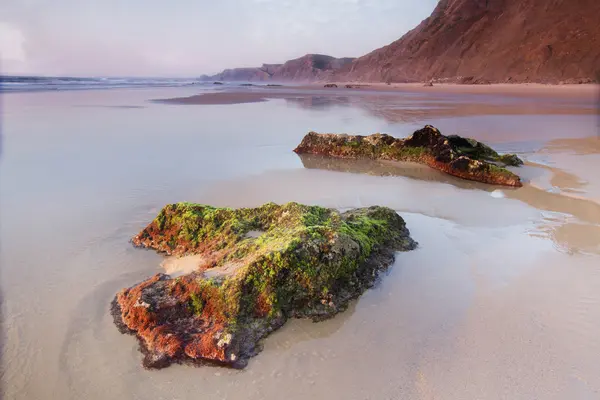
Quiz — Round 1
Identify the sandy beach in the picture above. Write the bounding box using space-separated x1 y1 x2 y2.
158 82 600 105
1 85 600 399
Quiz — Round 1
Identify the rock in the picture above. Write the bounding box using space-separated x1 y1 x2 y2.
213 81 224 85
324 84 338 88
200 55 355 83
497 153 524 167
458 76 492 85
113 202 416 369
423 82 434 87
293 125 523 187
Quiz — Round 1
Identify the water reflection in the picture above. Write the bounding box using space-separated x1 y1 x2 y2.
73 105 146 109
525 161 589 195
297 153 600 255
266 300 358 350
541 136 600 155
298 153 497 192
279 92 599 124
532 217 600 255
284 96 350 110
361 100 598 123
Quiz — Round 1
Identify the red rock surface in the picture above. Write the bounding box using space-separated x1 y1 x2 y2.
336 0 600 84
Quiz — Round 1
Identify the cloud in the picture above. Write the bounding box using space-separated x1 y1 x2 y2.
0 0 438 76
0 23 25 61
0 22 28 74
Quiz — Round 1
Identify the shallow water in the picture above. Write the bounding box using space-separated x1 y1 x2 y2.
1 87 600 399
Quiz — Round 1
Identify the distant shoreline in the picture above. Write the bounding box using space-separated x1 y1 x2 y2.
157 82 600 106
299 82 600 98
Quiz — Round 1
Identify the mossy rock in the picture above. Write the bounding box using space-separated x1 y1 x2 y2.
446 135 524 166
294 125 524 186
112 202 416 369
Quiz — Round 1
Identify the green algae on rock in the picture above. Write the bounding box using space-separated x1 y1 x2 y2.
112 202 416 369
293 125 524 187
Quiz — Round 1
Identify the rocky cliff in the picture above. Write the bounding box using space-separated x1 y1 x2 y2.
202 54 354 82
336 0 600 84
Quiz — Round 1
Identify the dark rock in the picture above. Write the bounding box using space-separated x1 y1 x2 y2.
294 125 523 187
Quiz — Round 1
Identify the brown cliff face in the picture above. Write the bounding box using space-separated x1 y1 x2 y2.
337 0 600 84
214 67 274 82
271 54 355 81
202 54 354 82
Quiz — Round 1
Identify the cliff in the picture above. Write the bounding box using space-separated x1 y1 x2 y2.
202 54 354 82
336 0 600 84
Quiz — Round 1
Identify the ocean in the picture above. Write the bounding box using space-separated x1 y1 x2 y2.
0 75 246 92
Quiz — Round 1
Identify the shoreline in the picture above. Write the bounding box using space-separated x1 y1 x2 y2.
282 82 600 98
156 82 600 109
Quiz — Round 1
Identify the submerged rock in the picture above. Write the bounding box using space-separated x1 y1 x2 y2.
112 202 416 369
293 125 523 187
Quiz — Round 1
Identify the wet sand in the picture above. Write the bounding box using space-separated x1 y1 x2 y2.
1 86 600 399
159 82 600 105
158 91 270 105
158 84 599 127
311 82 600 99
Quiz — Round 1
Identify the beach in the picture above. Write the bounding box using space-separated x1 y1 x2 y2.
1 84 600 399
159 81 600 103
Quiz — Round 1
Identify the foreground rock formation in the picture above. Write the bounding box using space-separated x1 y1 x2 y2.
294 125 523 187
336 0 600 84
112 202 416 368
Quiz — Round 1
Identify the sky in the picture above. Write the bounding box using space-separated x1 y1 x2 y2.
0 0 437 77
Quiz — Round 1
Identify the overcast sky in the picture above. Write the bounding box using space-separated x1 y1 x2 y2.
0 0 437 77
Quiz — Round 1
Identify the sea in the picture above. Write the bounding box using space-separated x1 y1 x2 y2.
0 75 242 92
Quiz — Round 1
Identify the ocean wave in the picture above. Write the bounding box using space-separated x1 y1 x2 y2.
0 76 212 92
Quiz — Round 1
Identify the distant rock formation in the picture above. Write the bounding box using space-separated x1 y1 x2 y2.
335 0 600 84
200 54 355 82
